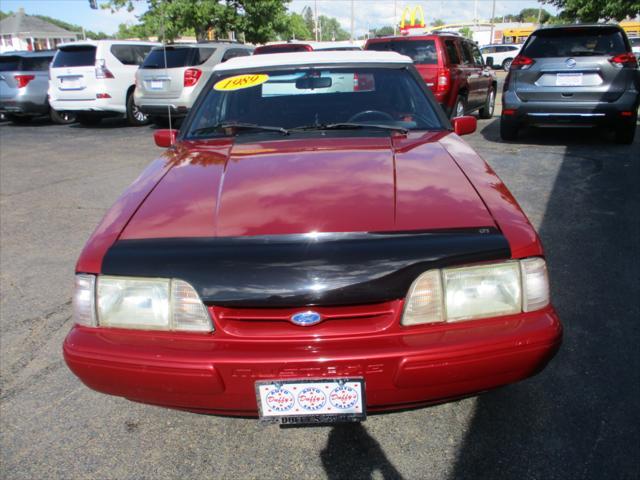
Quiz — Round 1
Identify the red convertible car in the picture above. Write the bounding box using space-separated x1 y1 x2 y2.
64 51 561 424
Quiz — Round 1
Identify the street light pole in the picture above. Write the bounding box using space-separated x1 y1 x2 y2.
393 0 397 36
490 0 496 43
314 0 319 42
350 0 354 42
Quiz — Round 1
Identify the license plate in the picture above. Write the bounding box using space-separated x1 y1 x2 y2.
60 77 81 89
256 378 366 424
149 80 164 90
556 73 583 86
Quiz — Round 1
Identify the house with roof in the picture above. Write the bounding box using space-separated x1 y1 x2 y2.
0 8 79 53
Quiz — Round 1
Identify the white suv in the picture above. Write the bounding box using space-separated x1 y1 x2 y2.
49 40 160 126
480 44 521 71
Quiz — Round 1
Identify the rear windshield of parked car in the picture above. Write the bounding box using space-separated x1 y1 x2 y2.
141 47 216 69
1 55 53 71
254 44 311 54
187 66 443 138
522 27 628 57
111 45 154 66
367 40 438 65
52 46 97 67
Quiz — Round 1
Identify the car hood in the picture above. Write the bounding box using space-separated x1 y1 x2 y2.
121 131 496 239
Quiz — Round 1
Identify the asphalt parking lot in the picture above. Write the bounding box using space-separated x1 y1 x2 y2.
1 103 638 479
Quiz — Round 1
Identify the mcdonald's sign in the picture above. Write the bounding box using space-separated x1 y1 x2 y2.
399 5 426 33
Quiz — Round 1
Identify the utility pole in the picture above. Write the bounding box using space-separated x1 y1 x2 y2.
393 0 397 36
490 0 496 44
314 0 319 42
537 6 542 25
350 0 354 42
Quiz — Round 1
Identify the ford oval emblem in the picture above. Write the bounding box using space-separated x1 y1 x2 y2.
565 58 576 68
290 311 322 326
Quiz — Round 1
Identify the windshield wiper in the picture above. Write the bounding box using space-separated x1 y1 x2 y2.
191 122 289 137
292 122 409 134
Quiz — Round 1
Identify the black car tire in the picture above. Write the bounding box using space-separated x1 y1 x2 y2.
77 114 102 126
50 109 76 125
126 92 149 126
500 116 519 141
7 114 32 124
614 116 637 144
478 87 496 119
502 58 513 71
451 96 466 119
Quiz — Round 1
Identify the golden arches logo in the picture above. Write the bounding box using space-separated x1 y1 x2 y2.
400 5 426 29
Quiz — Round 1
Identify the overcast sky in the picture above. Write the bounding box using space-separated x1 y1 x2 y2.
2 0 556 35
290 0 558 36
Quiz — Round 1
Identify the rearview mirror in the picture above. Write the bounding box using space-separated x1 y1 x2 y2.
451 116 477 136
154 129 178 148
295 76 332 89
485 57 494 67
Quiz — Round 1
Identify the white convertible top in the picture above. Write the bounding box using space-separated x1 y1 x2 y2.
214 50 413 72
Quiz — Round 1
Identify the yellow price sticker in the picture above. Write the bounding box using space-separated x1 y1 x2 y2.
214 74 269 91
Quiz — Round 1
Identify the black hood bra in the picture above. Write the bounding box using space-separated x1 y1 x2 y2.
101 228 510 307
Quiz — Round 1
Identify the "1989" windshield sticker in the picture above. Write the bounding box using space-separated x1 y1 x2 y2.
214 74 269 91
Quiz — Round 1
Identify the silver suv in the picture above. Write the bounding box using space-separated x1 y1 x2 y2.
0 51 74 124
501 24 639 144
134 42 253 125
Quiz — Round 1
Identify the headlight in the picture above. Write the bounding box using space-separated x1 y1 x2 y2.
401 258 550 326
72 275 213 332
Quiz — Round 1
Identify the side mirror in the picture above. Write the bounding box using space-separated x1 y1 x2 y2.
154 129 178 148
452 116 477 136
485 56 494 67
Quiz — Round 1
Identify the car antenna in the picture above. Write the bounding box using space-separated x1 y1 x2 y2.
160 1 173 139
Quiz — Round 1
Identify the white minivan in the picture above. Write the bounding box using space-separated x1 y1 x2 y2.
49 40 159 126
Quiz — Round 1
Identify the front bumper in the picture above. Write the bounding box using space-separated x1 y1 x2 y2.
63 307 562 416
502 89 639 125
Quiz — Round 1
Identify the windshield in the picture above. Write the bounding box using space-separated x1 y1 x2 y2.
186 67 442 138
522 28 627 57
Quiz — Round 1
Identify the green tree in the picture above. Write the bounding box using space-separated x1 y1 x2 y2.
430 19 445 27
459 26 473 39
372 25 394 37
518 8 552 23
103 0 290 42
115 22 153 39
0 10 11 21
318 15 349 41
541 0 640 22
302 5 315 35
231 0 291 44
285 12 312 40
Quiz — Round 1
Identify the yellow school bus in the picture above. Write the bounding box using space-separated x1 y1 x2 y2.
503 21 640 45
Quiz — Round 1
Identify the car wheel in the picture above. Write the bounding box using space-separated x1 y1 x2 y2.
478 87 496 119
7 115 32 125
502 58 513 71
126 92 149 126
614 115 637 144
451 96 466 119
76 114 102 126
50 109 76 125
500 115 519 141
